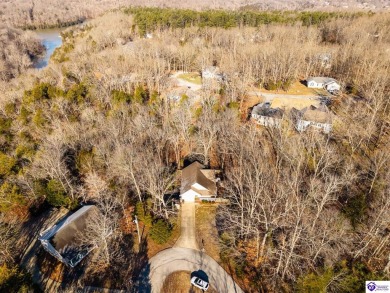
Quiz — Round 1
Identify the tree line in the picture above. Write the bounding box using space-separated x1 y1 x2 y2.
125 7 366 35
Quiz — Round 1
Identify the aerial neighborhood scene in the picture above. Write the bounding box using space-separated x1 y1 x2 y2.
0 0 390 292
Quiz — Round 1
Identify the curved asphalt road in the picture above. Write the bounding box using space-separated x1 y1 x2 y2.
135 203 244 293
141 247 244 293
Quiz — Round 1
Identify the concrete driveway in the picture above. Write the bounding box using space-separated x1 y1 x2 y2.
135 202 244 293
174 203 199 250
139 247 244 293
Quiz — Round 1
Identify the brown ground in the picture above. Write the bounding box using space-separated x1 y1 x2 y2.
195 204 221 262
144 215 181 258
161 271 218 293
253 81 328 96
270 97 321 109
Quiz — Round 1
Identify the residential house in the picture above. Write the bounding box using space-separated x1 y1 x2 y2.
39 205 99 267
292 104 332 134
306 77 341 94
251 102 284 129
201 66 225 90
180 162 217 202
167 86 198 103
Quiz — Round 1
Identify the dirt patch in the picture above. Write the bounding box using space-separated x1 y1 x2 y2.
270 97 320 109
161 271 218 293
256 81 323 96
195 204 220 262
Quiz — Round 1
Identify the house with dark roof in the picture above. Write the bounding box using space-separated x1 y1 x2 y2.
180 162 217 202
251 102 284 128
39 205 99 267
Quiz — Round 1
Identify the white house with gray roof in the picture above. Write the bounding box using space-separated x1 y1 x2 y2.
307 77 340 93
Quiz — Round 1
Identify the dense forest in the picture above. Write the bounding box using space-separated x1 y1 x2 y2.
0 7 389 292
0 0 387 28
0 26 44 81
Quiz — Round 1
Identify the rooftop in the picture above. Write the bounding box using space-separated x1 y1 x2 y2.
307 77 338 85
293 104 332 124
181 162 216 196
40 205 99 267
252 102 284 119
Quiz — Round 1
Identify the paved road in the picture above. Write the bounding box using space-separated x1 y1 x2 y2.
174 203 199 250
139 247 244 293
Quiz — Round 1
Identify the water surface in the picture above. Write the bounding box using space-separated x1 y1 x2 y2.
34 29 63 69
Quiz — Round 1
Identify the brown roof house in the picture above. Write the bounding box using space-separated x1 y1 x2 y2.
180 162 217 202
292 105 333 134
39 205 99 267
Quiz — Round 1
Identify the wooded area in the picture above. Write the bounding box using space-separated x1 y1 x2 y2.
0 26 44 81
0 7 389 292
0 0 386 29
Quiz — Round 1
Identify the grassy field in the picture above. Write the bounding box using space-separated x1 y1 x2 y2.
259 80 324 95
195 204 221 262
161 271 218 293
178 73 202 85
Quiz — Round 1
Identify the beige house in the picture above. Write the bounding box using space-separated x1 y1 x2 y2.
180 162 217 202
293 105 333 133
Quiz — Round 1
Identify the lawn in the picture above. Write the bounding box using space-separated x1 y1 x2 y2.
257 80 328 96
161 271 218 293
270 97 321 109
178 72 202 85
195 204 221 262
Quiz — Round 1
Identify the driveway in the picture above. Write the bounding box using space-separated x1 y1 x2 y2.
138 247 244 293
174 202 199 250
171 71 202 91
135 202 244 293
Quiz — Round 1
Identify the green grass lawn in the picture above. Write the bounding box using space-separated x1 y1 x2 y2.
178 73 202 85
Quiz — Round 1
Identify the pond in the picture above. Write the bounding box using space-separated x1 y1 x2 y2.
33 29 63 69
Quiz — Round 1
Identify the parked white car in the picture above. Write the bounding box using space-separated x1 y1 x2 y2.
191 276 209 291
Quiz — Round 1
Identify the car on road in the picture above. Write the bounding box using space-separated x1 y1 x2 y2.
191 276 209 291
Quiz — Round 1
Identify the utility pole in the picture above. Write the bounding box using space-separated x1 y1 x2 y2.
134 215 141 244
